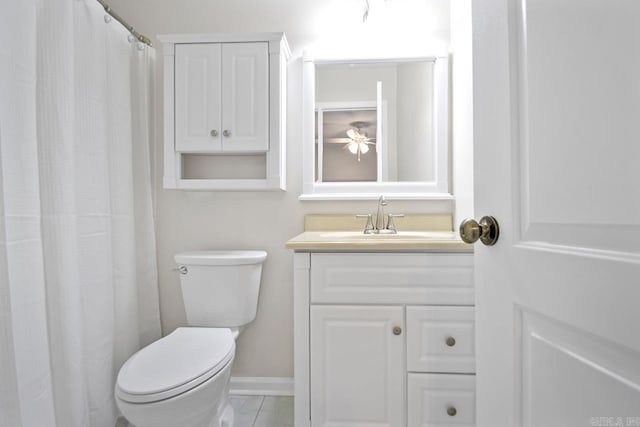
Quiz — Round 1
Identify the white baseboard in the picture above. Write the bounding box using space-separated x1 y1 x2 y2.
229 376 294 396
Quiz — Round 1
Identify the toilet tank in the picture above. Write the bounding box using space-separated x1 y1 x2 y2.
174 250 267 327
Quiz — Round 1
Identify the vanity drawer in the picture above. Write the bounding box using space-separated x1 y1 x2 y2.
407 373 476 427
310 253 473 305
407 306 475 373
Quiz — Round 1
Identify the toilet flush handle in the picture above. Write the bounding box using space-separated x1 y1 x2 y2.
173 265 188 275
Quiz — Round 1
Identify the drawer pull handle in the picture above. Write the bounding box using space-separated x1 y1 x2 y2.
446 336 456 347
392 326 402 335
210 129 218 137
447 406 457 417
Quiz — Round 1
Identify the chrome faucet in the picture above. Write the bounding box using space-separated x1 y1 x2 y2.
375 195 388 231
356 195 404 234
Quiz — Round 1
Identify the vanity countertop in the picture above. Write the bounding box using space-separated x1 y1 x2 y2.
286 230 472 251
286 214 473 251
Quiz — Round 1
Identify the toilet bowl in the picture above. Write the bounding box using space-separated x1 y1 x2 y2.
115 250 267 427
116 327 235 427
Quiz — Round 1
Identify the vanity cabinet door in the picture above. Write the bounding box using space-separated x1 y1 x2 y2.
310 305 404 427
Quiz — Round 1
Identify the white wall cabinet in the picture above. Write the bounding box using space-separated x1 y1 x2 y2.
160 33 290 190
175 42 268 153
294 252 476 427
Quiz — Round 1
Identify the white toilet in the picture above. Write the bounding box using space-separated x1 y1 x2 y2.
115 250 267 427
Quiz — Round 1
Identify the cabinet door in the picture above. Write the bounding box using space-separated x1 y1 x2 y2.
310 305 404 427
175 43 222 152
221 42 269 152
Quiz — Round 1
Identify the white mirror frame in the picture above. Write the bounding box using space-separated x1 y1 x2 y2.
300 52 452 200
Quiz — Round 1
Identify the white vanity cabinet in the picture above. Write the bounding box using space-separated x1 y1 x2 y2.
159 33 290 190
294 251 476 427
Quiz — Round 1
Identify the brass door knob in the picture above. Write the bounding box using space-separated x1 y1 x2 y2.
459 216 500 246
392 326 402 335
447 406 457 416
446 336 456 347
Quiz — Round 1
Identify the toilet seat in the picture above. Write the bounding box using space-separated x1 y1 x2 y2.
116 327 235 404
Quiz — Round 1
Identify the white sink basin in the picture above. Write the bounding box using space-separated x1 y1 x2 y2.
317 231 457 240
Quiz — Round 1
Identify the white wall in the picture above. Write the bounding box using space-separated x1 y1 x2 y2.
108 0 469 379
451 0 475 227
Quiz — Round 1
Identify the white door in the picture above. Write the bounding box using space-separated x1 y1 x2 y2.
221 42 269 152
472 0 640 426
175 43 222 152
310 305 404 427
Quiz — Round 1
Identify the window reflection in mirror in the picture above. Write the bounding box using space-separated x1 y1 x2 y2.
314 59 434 184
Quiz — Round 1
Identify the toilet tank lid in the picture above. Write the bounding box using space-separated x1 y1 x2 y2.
175 250 267 266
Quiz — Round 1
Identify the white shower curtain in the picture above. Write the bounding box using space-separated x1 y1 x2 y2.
0 1 161 426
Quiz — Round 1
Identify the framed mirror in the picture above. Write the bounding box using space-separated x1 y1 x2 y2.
301 53 451 200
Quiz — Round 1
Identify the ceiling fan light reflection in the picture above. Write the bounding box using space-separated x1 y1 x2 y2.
359 143 369 154
347 143 359 154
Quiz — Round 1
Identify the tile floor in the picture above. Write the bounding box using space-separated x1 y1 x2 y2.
229 395 294 427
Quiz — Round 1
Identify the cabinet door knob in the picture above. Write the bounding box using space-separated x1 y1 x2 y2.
446 336 456 347
447 406 457 417
392 326 402 335
210 129 218 137
223 129 231 137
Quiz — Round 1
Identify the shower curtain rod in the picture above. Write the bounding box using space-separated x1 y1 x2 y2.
96 0 152 47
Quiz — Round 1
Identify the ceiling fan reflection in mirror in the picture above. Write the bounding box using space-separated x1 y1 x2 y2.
345 121 376 162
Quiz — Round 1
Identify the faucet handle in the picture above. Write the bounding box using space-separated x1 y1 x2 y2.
356 214 375 234
386 214 405 232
